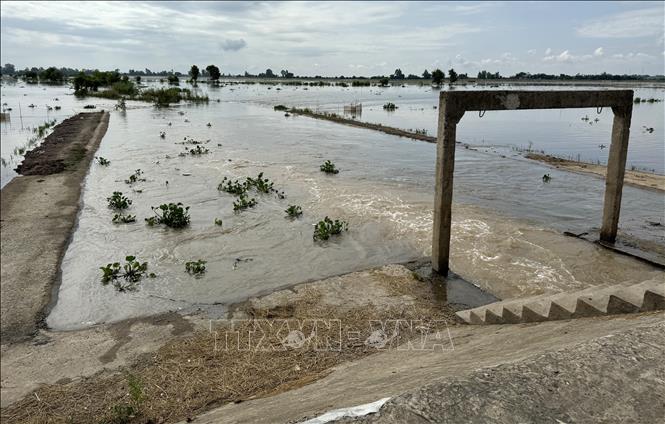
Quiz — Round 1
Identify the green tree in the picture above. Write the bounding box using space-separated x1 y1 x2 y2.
39 67 65 83
431 69 445 86
391 68 405 79
448 68 458 84
422 69 431 79
167 74 179 84
189 65 200 82
379 77 390 86
206 65 221 81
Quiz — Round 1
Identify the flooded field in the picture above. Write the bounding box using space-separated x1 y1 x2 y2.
2 80 663 330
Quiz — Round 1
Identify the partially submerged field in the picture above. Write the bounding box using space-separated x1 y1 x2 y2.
1 80 664 423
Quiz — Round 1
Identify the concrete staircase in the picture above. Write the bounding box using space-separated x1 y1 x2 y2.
456 279 665 325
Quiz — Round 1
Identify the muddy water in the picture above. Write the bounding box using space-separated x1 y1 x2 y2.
47 100 663 330
0 81 123 187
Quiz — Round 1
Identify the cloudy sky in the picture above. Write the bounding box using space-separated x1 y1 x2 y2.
1 1 663 76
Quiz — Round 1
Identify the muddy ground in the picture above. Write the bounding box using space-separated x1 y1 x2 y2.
1 264 461 423
1 111 109 343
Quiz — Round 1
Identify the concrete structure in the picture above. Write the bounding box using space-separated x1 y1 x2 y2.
433 90 634 275
456 278 664 325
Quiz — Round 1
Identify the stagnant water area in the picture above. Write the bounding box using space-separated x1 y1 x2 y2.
2 80 663 330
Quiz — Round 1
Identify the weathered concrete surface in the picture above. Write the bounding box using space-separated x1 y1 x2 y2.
340 320 665 423
0 112 109 344
187 313 664 424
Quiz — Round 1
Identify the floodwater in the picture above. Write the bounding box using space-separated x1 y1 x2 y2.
1 80 663 330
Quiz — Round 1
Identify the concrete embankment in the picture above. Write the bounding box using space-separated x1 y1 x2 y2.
0 111 109 344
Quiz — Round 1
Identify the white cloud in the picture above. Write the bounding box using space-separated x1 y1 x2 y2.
545 48 552 55
577 7 664 38
594 47 604 57
527 49 537 55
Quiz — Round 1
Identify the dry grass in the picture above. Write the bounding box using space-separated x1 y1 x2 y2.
2 271 459 424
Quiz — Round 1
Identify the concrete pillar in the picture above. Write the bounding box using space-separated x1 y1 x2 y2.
600 105 633 243
432 95 463 276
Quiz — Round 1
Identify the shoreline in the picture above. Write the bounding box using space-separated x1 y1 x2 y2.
0 111 109 344
285 107 664 192
525 152 665 192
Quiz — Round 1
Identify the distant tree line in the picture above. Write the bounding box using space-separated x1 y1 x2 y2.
2 63 663 82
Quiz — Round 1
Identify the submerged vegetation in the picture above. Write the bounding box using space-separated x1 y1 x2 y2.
313 217 348 241
185 259 207 276
233 194 257 211
146 203 191 228
100 256 150 292
96 156 111 166
125 169 146 185
285 205 303 218
107 191 132 210
320 160 339 174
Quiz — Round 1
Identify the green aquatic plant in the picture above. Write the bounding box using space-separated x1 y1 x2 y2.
320 160 339 174
214 218 223 226
147 202 191 228
246 172 274 193
100 255 149 292
542 174 552 183
112 213 136 224
285 205 303 218
185 259 207 276
218 177 248 195
187 145 210 155
313 217 348 241
96 156 111 166
107 191 132 210
233 194 257 212
274 104 289 111
125 169 145 185
383 102 397 110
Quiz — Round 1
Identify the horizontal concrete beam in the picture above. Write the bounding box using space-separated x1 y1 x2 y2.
442 90 633 112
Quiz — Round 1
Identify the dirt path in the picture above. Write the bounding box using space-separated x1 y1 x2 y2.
526 153 665 192
287 107 437 143
0 112 109 344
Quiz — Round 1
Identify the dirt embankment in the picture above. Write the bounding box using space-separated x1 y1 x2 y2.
526 153 665 192
0 111 109 344
287 107 437 143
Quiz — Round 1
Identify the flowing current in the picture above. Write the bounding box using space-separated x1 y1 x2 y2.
1 81 663 329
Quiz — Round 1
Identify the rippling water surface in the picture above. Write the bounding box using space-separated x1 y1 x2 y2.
1 80 662 329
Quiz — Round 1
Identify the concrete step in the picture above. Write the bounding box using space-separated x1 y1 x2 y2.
456 279 665 325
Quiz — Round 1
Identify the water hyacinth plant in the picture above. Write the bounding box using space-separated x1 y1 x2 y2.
233 194 257 211
100 255 150 292
320 160 339 174
125 169 146 185
96 156 111 166
245 172 274 193
185 259 207 276
107 191 132 210
218 177 247 195
313 217 348 241
214 218 223 226
146 203 191 228
112 213 136 224
285 205 303 218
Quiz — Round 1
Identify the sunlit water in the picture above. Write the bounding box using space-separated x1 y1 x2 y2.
1 80 663 330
